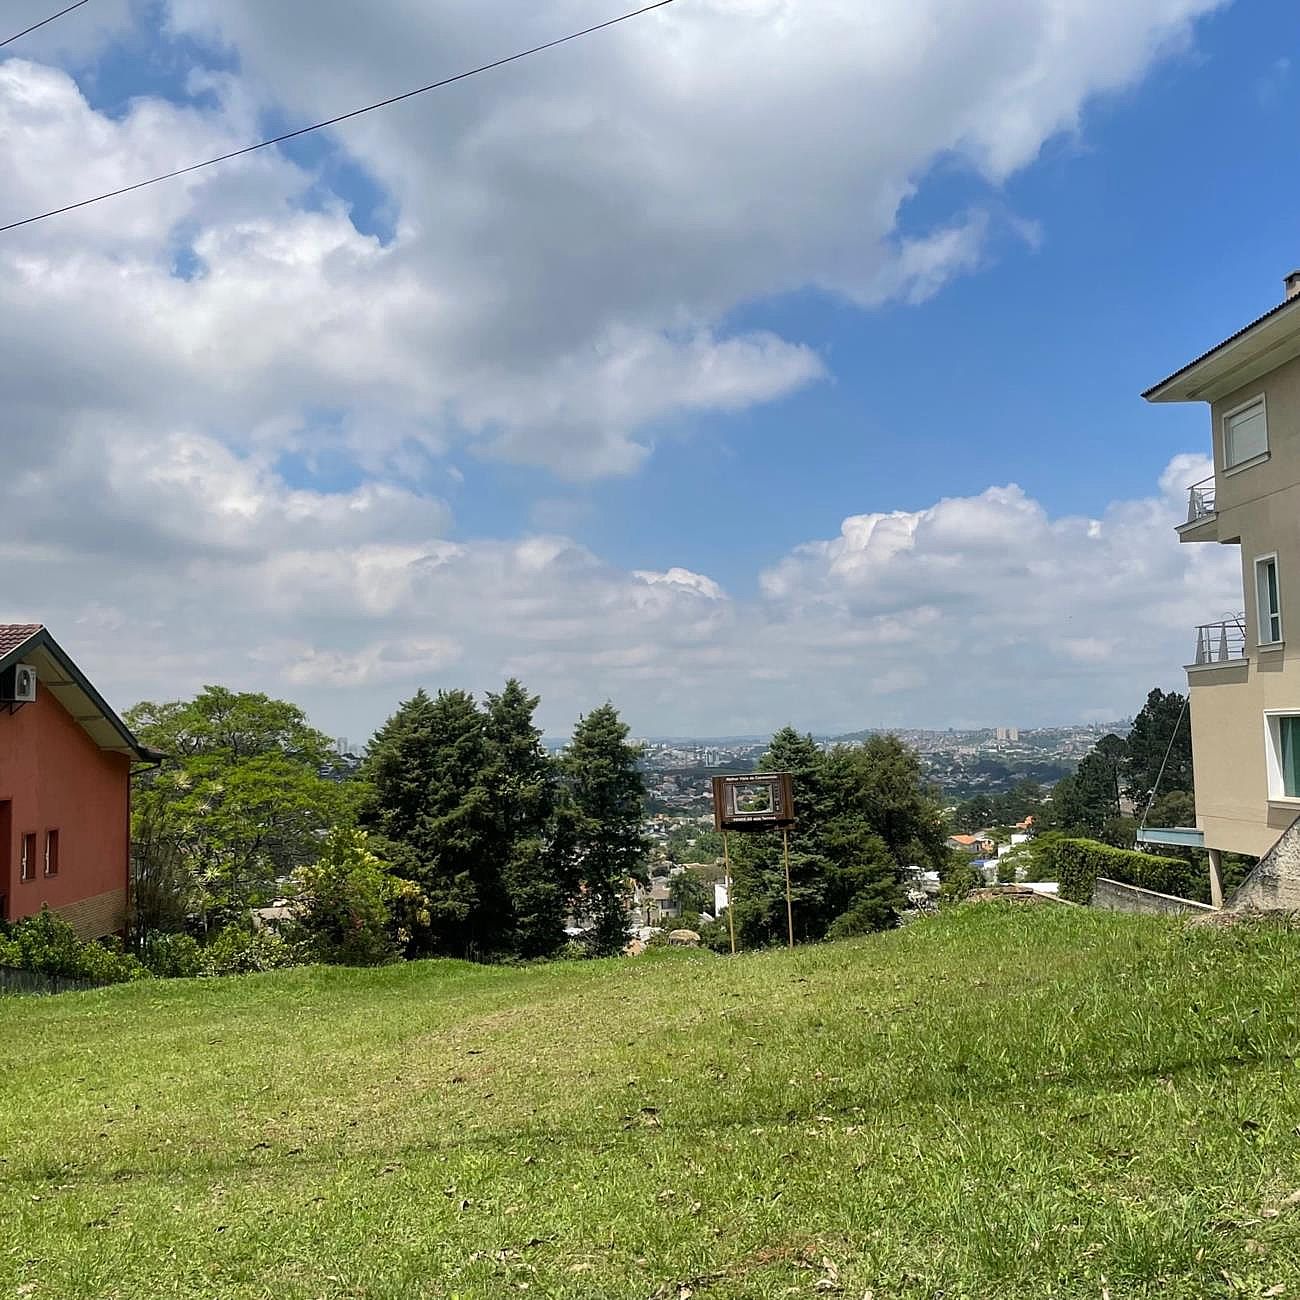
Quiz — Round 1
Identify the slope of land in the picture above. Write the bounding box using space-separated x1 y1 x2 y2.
3 906 1300 1299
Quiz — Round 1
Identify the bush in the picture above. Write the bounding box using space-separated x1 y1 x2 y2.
1051 838 1202 905
142 932 204 978
0 910 150 985
697 915 733 954
201 926 301 977
938 862 983 904
288 827 418 966
828 892 899 939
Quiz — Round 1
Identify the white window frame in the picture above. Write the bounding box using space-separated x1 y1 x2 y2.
1223 394 1269 471
1264 711 1300 802
1255 552 1284 647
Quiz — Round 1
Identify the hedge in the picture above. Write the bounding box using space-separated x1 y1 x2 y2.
0 910 151 986
1051 838 1206 906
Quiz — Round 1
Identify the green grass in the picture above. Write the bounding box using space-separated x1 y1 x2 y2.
4 904 1300 1299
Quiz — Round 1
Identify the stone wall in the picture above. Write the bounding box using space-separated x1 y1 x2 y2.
1227 817 1300 911
1092 878 1216 917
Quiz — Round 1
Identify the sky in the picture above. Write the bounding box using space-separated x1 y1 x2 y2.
1 0 1297 741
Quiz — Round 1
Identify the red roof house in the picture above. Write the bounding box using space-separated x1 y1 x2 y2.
0 626 161 939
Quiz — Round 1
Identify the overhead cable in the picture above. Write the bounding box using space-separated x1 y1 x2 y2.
0 0 678 235
1 0 93 51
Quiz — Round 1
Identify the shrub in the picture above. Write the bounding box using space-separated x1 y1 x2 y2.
201 926 300 977
287 827 415 967
938 862 983 904
1050 838 1202 905
142 932 204 979
0 910 150 985
697 916 733 954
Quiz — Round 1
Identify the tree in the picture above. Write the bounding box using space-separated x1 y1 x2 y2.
485 680 567 958
1148 789 1196 829
728 730 942 948
953 794 995 832
1050 746 1122 839
559 704 649 956
127 688 360 933
668 869 711 916
728 728 830 946
1125 689 1193 811
363 689 505 958
289 828 423 966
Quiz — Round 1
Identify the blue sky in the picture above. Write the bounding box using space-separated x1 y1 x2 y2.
0 0 1292 737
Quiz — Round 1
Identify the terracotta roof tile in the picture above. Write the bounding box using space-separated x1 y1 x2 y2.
0 624 42 657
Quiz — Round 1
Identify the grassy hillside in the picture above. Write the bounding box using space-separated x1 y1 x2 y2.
3 905 1300 1299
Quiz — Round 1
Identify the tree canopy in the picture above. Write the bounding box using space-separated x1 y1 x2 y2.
727 730 946 947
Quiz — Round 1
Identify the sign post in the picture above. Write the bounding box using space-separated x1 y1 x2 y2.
710 773 797 951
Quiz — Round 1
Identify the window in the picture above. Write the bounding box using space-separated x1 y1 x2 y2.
1225 397 1268 468
1266 713 1300 800
44 830 59 877
1256 554 1283 645
20 833 37 881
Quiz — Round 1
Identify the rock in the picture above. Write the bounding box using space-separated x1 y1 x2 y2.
624 939 647 956
668 929 701 947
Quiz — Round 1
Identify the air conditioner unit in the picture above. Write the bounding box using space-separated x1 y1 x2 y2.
3 663 37 704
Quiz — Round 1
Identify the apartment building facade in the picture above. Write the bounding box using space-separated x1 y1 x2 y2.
1144 272 1300 894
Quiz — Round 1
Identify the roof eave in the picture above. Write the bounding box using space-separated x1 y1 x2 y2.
1144 295 1300 405
0 628 157 764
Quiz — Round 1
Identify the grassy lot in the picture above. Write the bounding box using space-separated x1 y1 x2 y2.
3 904 1300 1299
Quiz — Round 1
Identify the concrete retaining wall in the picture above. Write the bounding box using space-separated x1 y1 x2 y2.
1228 817 1300 911
1092 878 1216 917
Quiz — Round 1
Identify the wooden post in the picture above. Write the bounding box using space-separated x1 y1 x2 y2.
782 826 794 949
722 830 737 955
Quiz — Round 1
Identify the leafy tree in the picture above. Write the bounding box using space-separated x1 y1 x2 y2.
953 794 995 832
289 828 421 966
559 704 649 956
668 869 711 916
1147 789 1196 829
127 688 359 932
938 861 983 903
1125 689 1192 810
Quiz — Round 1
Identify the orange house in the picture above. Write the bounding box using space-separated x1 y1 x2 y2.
0 626 162 939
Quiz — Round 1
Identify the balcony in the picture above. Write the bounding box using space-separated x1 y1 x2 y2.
1189 616 1246 670
1176 475 1218 542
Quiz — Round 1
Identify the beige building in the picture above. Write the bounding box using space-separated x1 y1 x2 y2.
1143 271 1300 898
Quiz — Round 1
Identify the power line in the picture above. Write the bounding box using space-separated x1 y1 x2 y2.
1 0 92 50
0 0 678 235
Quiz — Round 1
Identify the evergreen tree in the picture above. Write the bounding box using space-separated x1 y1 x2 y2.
485 680 566 958
559 704 649 956
728 730 939 948
729 728 829 946
1050 748 1121 838
1125 689 1193 810
364 689 505 957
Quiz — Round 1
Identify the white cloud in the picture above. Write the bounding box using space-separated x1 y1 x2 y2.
0 452 1242 737
0 0 1236 736
1 0 1225 480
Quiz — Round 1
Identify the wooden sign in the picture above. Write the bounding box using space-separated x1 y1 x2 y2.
712 772 795 833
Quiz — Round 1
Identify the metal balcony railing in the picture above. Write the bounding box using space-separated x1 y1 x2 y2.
1185 475 1216 524
1192 616 1246 666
